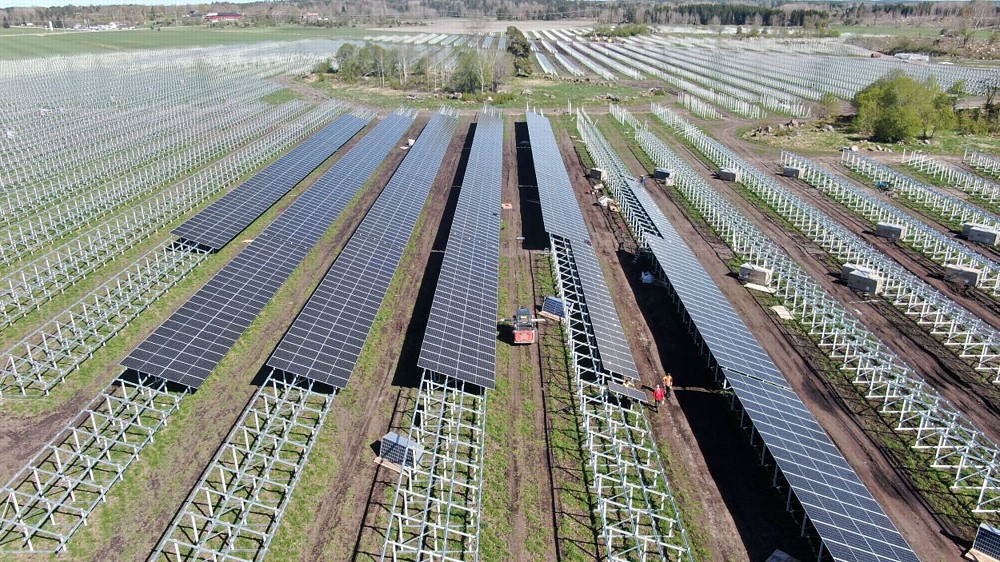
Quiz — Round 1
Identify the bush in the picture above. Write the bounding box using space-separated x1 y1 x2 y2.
853 71 954 142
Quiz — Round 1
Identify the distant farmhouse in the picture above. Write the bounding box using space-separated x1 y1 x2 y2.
204 12 243 24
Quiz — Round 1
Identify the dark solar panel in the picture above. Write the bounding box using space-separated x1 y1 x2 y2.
380 431 423 468
527 111 638 380
542 296 565 318
172 113 369 250
267 111 459 389
607 380 647 402
973 524 1000 559
643 228 916 562
525 112 590 242
417 111 503 389
122 112 414 388
570 242 639 379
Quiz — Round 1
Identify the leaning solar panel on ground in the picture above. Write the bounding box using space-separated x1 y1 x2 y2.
971 523 1000 560
541 296 564 318
380 431 424 469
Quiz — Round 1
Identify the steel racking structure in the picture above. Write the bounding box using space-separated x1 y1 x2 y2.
0 240 209 397
0 372 184 553
843 150 1000 232
528 110 693 561
639 114 1000 385
902 150 1000 208
0 100 347 329
782 151 1000 300
622 104 1000 514
153 109 454 562
382 107 501 561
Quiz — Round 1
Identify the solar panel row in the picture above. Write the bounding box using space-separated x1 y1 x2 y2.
644 221 917 562
417 110 503 389
526 112 639 380
570 245 639 380
122 112 415 389
173 112 370 251
525 112 591 242
267 111 459 389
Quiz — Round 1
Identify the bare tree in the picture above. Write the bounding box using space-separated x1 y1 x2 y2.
374 46 387 88
488 49 509 92
474 50 491 93
981 75 1000 113
396 45 418 87
970 0 994 31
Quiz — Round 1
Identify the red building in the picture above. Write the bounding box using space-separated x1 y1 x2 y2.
204 13 243 23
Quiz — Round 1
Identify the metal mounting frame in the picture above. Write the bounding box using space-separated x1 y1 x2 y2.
0 372 183 553
151 370 334 562
382 371 487 562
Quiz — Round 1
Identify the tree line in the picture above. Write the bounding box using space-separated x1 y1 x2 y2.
329 25 533 93
5 1 996 31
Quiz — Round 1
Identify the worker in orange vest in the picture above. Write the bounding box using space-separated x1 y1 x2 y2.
662 373 673 397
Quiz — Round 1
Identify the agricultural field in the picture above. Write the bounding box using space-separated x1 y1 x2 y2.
0 26 372 59
2 18 1000 562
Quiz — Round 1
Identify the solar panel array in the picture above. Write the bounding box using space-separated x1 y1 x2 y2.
417 111 503 389
644 231 917 562
173 113 369 250
571 245 640 380
122 112 413 388
526 112 638 380
267 111 459 389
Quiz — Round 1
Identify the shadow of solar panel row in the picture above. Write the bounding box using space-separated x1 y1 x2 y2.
172 112 370 251
525 112 590 242
121 112 415 389
417 111 503 389
643 234 916 562
267 111 459 389
526 112 638 380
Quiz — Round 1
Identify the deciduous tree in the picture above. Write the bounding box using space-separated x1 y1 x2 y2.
853 71 953 142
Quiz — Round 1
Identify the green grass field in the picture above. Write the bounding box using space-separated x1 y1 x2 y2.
829 25 996 39
0 25 374 59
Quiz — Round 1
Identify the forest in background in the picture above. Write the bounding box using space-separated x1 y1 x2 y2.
3 0 998 33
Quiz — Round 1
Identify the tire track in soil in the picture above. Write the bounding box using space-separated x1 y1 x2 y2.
514 117 601 561
79 116 396 562
705 134 1000 451
702 158 1000 445
821 157 1000 322
499 115 556 562
0 116 380 484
